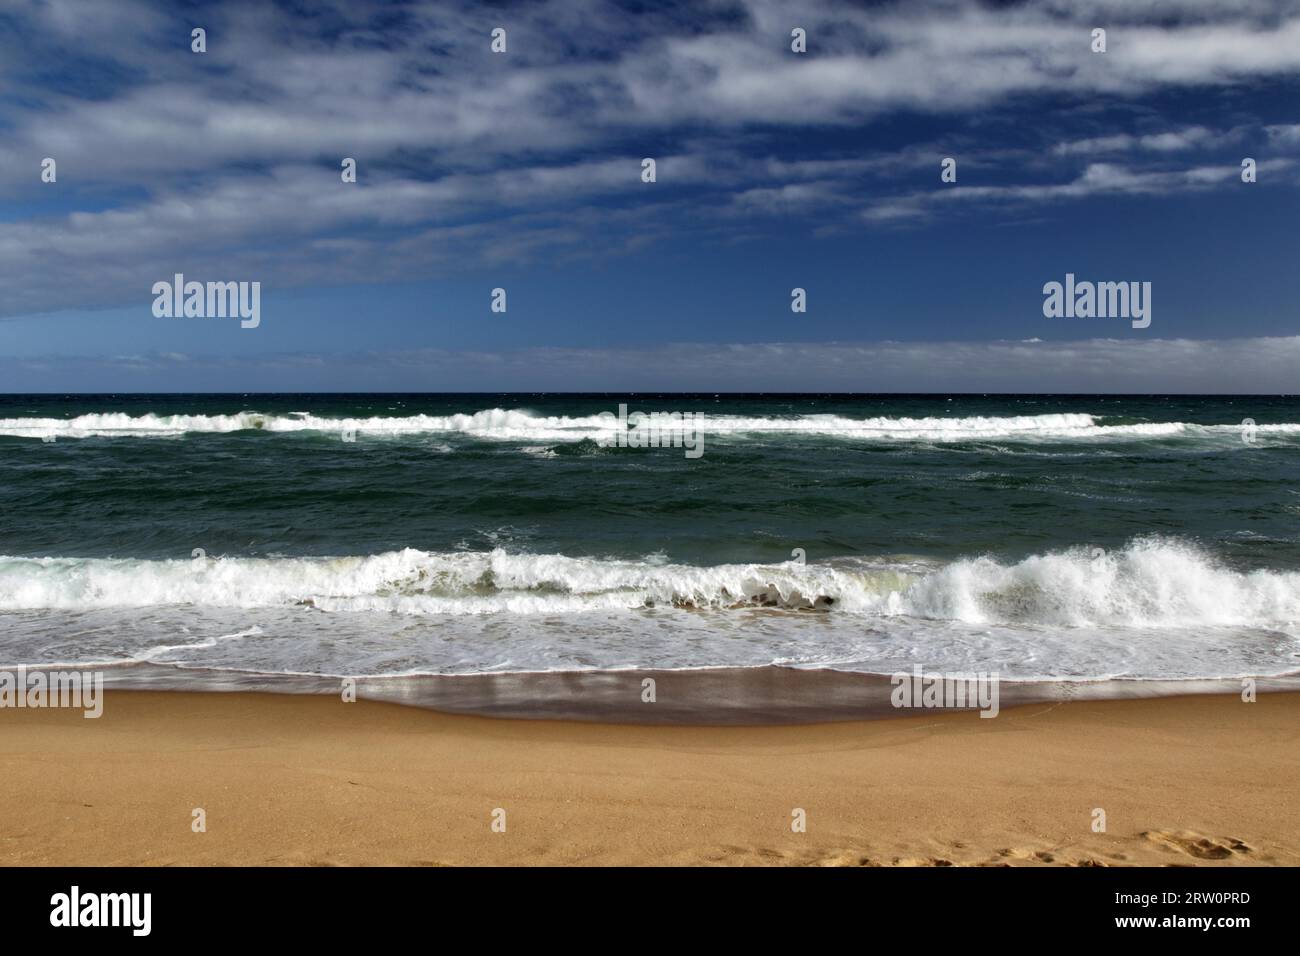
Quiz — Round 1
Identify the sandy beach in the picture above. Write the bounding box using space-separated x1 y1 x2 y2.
1 689 1296 866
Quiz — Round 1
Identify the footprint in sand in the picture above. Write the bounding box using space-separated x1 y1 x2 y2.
995 846 1057 864
814 851 876 867
1142 830 1252 860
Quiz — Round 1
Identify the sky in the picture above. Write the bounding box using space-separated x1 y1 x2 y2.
2 0 1300 392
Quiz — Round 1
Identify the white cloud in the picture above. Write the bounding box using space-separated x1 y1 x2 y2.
2 0 1300 317
4 0 1300 187
1053 126 1224 155
859 157 1295 223
1265 123 1300 145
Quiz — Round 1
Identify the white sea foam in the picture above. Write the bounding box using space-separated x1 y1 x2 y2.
901 538 1300 628
0 409 617 441
1 539 1297 630
3 409 1299 443
0 549 868 614
2 541 1298 681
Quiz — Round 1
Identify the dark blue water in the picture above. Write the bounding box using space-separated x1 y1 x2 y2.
0 393 1298 682
1 393 1298 565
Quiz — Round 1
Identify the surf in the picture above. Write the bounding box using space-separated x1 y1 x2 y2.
3 407 1300 444
2 539 1298 631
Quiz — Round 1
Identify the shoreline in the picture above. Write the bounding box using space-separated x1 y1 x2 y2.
1 689 1296 866
59 661 1300 724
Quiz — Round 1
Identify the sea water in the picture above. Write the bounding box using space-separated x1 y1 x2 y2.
0 393 1297 688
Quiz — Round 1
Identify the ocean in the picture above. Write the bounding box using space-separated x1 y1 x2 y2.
1 393 1298 714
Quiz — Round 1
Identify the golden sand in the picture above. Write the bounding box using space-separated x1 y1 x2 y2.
1 690 1296 866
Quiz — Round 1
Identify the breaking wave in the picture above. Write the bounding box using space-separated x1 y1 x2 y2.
2 408 1299 443
2 539 1298 629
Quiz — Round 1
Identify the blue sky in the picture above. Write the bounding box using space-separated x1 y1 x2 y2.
3 0 1300 391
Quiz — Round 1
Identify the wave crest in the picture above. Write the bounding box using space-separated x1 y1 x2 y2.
3 408 1299 443
1 539 1297 629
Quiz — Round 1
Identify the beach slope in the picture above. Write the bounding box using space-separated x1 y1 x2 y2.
1 691 1296 866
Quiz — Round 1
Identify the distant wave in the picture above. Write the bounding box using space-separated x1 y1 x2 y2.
2 539 1298 629
1 408 1298 443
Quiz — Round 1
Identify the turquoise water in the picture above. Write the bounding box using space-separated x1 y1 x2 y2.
1 393 1298 682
